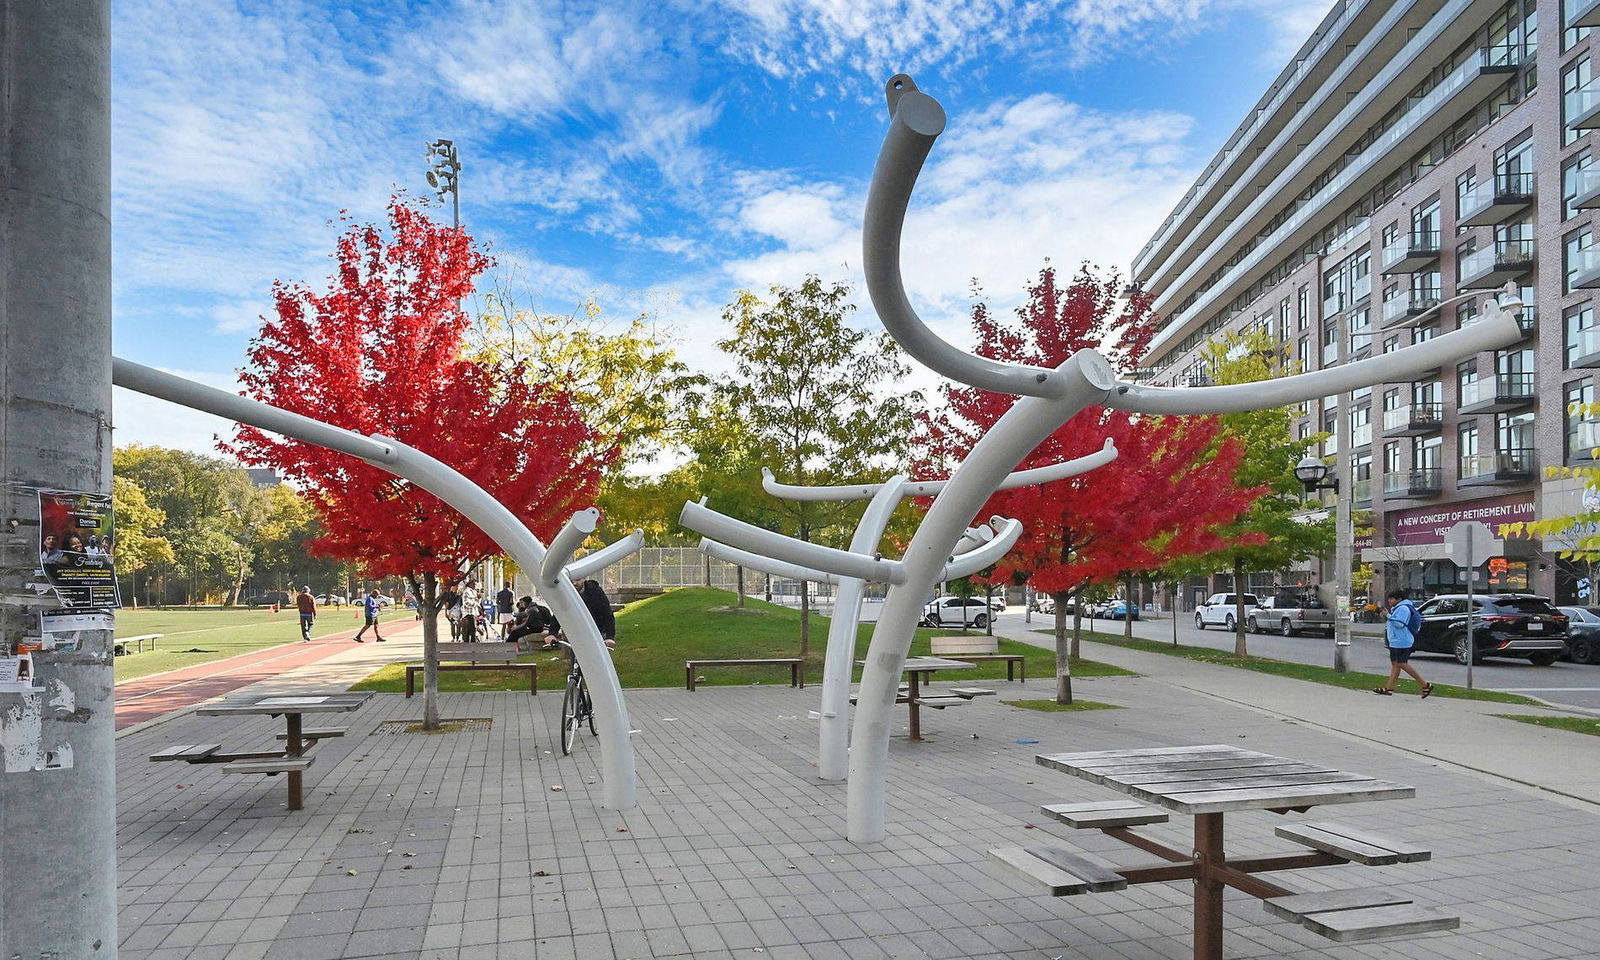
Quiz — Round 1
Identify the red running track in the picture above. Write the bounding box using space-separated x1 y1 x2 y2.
114 620 420 730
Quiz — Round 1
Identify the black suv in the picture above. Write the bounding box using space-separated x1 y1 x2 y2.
1412 594 1569 665
245 590 292 608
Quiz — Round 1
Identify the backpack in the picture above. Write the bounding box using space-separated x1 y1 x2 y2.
1404 601 1422 640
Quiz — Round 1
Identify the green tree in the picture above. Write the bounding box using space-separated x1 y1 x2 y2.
714 275 920 653
111 474 175 607
1186 328 1333 655
114 445 261 604
1504 401 1600 568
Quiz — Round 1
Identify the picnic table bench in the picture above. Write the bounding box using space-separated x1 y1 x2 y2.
153 692 372 811
991 744 1458 958
685 658 804 691
405 643 537 697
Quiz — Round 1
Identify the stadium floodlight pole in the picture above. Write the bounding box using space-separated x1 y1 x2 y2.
844 73 1527 843
109 359 639 810
426 138 461 230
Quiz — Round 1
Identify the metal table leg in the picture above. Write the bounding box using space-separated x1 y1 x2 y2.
1193 812 1224 960
285 713 303 811
907 670 921 741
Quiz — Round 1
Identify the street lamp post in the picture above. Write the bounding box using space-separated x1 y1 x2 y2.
425 138 460 229
1296 455 1351 672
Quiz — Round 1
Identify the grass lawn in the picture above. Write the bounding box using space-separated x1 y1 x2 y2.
349 587 1137 693
1043 628 1541 706
1002 698 1121 712
114 606 411 682
1495 714 1600 737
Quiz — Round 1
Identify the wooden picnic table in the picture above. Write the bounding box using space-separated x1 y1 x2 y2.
191 692 372 810
1034 744 1425 959
858 655 976 741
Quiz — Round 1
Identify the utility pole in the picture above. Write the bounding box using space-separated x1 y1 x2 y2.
1 2 117 955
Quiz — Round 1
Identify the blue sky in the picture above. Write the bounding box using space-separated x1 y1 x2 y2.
112 0 1335 454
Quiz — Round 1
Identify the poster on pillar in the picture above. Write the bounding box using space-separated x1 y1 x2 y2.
37 491 120 608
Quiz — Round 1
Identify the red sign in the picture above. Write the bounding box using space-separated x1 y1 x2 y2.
1388 494 1536 545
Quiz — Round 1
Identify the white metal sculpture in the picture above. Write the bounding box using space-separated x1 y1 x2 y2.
702 73 1526 843
111 358 644 810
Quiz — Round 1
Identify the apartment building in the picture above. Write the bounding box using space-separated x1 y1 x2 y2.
1133 0 1597 604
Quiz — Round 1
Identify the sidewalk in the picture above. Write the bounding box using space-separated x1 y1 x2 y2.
994 618 1600 805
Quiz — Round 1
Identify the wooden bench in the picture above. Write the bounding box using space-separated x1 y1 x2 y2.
685 658 804 691
1040 799 1169 829
989 845 1129 896
1264 887 1459 942
406 643 535 696
116 633 162 656
149 743 221 762
221 756 315 776
1274 821 1432 865
939 653 1025 681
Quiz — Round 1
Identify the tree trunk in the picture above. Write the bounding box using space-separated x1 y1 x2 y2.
1052 591 1072 704
415 571 441 730
1123 572 1136 640
798 520 811 659
736 565 746 607
985 582 994 637
230 550 248 606
1233 556 1249 657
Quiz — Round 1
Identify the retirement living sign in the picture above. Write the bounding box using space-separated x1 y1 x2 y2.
1390 493 1535 546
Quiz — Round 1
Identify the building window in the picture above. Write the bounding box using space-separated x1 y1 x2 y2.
1458 421 1479 477
1297 285 1309 329
1563 150 1594 220
1415 324 1438 344
1457 360 1479 403
1567 380 1597 461
1415 434 1441 471
1382 221 1399 248
1383 440 1400 476
1496 410 1535 453
1563 55 1593 148
1456 169 1478 223
1566 226 1595 293
1566 303 1596 367
1565 1 1593 53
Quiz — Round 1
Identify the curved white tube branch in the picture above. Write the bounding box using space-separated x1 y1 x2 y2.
542 508 600 585
698 538 841 586
1106 300 1524 414
762 438 1119 503
110 358 639 810
563 529 645 583
952 525 994 555
679 499 909 585
864 74 1072 398
941 517 1022 580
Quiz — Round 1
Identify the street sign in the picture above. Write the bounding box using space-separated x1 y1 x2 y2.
1443 521 1500 568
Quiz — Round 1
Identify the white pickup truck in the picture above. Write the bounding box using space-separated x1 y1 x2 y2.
1194 592 1259 631
1246 593 1334 637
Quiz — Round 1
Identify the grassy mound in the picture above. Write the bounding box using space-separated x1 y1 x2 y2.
350 587 1133 692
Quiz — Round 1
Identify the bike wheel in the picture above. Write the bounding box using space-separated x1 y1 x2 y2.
561 677 581 755
582 680 597 736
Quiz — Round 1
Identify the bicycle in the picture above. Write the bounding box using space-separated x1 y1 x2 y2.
545 638 596 755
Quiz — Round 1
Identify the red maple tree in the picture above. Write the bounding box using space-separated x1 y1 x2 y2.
915 263 1263 701
226 198 617 724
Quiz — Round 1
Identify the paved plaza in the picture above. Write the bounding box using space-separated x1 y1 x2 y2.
113 635 1600 960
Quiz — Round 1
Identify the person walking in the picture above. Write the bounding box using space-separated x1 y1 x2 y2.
353 588 385 643
580 578 616 644
496 581 515 639
1376 588 1432 697
295 586 317 642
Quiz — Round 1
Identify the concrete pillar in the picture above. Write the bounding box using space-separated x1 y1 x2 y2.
0 1 117 955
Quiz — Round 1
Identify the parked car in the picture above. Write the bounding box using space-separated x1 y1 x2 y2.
315 593 347 607
1247 592 1333 637
921 596 990 628
1412 593 1569 665
245 590 292 608
1557 606 1600 664
1030 594 1055 615
1194 593 1258 631
1101 600 1139 621
987 594 1007 613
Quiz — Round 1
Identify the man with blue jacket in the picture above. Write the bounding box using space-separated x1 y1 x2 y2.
352 588 386 643
1376 588 1432 697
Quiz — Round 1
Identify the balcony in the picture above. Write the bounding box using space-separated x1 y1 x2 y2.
1571 0 1600 32
1457 172 1536 227
1380 289 1441 328
1459 372 1537 413
1350 422 1372 449
1351 477 1373 505
1382 467 1443 499
1570 82 1600 131
1381 402 1444 436
1575 166 1600 211
1573 419 1600 461
1459 448 1537 486
1573 326 1600 368
1381 229 1441 275
1457 239 1535 290
1571 246 1600 288
1185 373 1213 387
